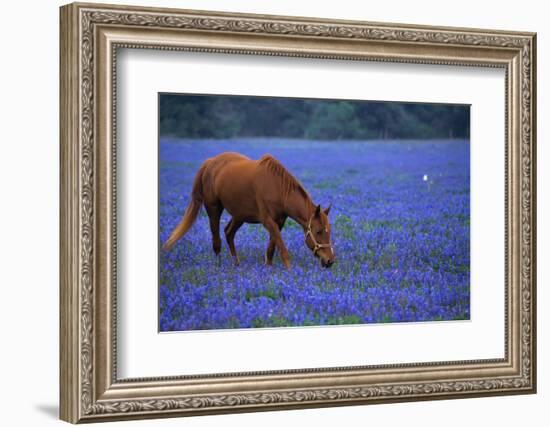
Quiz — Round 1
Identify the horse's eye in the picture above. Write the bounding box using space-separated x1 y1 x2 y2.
316 231 322 236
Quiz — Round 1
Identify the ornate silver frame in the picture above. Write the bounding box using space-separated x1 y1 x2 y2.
60 2 537 423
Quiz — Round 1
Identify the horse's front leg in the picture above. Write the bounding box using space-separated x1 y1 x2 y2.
263 217 290 269
265 218 286 266
265 236 276 266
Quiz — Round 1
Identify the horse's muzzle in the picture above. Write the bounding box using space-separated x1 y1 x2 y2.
321 258 334 268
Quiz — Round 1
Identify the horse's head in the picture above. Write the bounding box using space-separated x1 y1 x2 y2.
305 204 335 268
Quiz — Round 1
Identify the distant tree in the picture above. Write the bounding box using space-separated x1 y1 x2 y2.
307 101 362 140
159 94 470 140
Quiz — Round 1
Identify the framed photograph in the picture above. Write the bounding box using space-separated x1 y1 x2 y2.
60 2 537 423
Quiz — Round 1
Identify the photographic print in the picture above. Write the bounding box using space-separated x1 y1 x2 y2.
159 94 471 332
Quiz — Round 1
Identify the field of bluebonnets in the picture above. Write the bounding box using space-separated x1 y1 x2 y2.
159 138 470 331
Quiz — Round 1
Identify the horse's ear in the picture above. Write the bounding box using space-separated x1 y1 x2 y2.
315 204 321 217
324 203 332 216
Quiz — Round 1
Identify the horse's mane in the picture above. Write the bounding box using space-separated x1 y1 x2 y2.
258 154 309 200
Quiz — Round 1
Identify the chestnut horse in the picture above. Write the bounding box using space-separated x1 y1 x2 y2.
162 152 335 268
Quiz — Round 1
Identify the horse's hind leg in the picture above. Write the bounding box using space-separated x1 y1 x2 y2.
224 218 244 265
204 202 223 259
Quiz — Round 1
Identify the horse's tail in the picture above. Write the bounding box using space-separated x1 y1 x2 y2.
162 163 206 251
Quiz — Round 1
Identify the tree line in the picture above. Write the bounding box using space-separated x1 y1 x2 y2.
160 94 470 140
